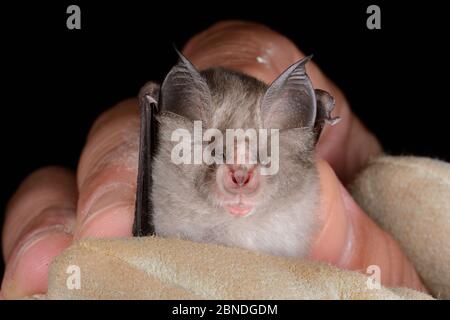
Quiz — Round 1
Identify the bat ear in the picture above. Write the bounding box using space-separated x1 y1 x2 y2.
261 55 316 129
160 49 211 121
313 89 341 139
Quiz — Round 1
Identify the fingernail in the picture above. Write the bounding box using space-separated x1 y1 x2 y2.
183 20 302 84
5 225 68 274
3 206 75 263
335 183 356 267
77 184 135 237
2 226 73 299
310 159 355 267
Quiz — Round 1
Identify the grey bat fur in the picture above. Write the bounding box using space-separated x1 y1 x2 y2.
134 53 339 258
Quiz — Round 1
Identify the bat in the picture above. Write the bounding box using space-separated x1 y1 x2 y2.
133 51 339 257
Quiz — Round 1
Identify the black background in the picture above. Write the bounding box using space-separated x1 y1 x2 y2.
0 1 448 280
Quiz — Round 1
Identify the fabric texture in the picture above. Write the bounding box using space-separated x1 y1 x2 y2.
350 156 450 299
41 155 448 300
46 237 432 300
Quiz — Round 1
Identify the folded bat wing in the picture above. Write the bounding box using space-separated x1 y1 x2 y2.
133 82 160 237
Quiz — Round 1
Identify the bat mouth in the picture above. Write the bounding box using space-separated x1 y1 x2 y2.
224 203 255 217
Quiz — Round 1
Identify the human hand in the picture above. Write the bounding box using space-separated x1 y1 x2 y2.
0 21 426 299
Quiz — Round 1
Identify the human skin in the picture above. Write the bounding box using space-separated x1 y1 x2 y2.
0 21 426 299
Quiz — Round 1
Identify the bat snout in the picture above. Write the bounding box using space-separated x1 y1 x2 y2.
219 165 260 196
230 168 252 187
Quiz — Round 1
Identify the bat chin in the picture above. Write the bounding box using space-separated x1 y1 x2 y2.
224 203 255 217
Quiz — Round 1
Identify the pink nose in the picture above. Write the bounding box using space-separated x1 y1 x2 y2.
231 168 252 187
222 166 259 194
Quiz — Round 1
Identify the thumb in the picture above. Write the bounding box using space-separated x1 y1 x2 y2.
183 20 382 183
310 159 427 292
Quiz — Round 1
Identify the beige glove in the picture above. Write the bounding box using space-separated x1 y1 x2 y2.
45 236 432 300
350 156 450 299
38 155 448 300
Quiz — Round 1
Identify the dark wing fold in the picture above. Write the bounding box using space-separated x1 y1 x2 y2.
133 82 160 237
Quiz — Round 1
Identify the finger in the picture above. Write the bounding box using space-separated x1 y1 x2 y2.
183 20 382 183
1 167 76 299
74 99 139 239
310 159 426 292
